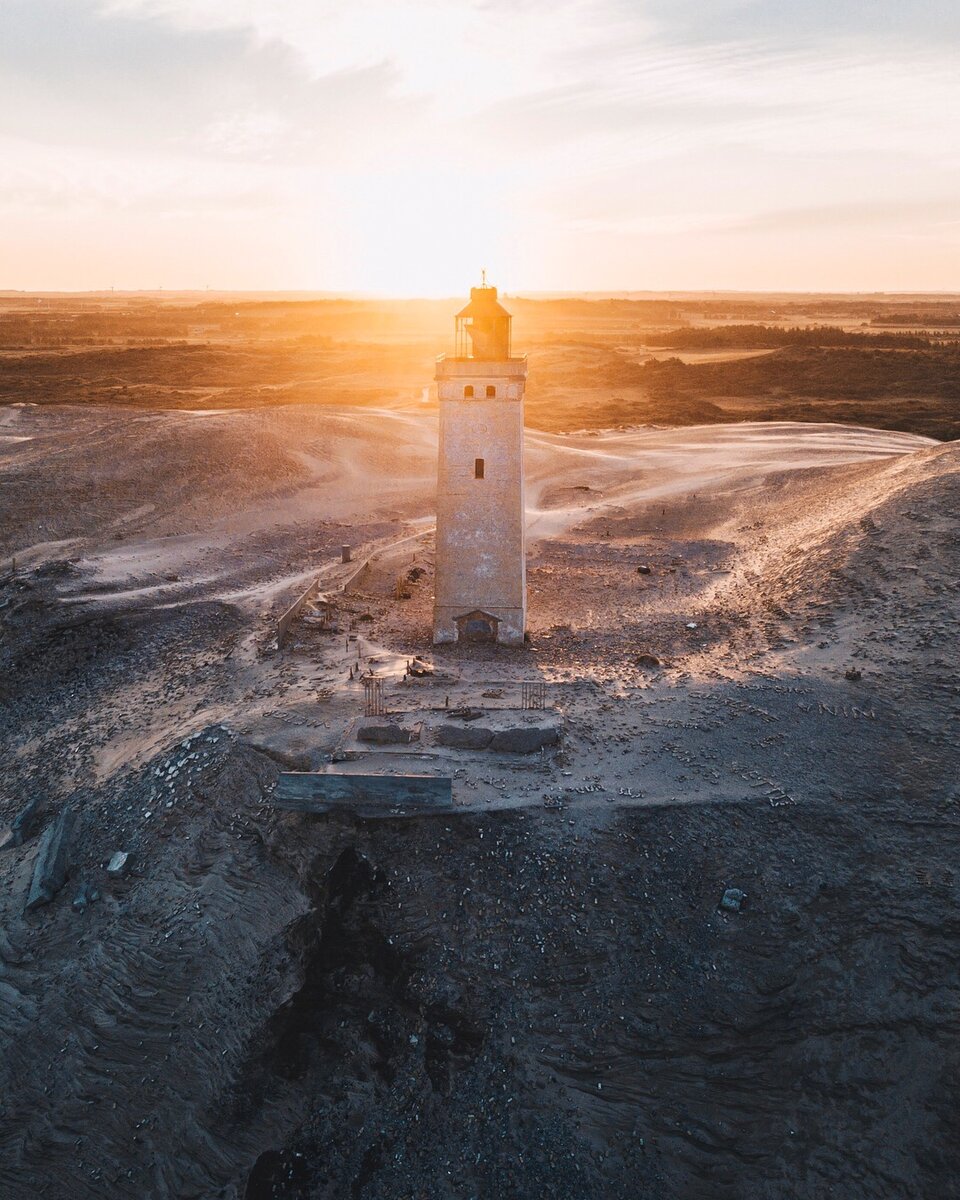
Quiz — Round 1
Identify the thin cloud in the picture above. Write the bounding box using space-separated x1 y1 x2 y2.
728 198 960 235
1 0 957 289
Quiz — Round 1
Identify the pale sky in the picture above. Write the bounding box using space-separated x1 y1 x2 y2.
2 0 958 293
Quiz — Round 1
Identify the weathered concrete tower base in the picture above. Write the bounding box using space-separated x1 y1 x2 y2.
433 283 527 647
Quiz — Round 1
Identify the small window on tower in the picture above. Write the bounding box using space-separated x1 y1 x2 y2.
485 384 496 398
463 385 474 398
475 458 485 479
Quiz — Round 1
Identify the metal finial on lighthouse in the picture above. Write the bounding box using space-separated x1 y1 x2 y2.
481 267 487 288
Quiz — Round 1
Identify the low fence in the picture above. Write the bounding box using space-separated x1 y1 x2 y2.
276 526 434 649
276 578 323 649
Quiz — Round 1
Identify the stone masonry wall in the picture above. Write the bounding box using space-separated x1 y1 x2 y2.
433 365 526 645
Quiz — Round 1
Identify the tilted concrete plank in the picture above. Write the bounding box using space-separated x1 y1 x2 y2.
276 577 322 648
25 808 77 912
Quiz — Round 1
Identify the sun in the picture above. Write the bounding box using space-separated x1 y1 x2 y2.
321 165 512 297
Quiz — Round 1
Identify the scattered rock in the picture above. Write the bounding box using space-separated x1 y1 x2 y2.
636 564 652 575
845 667 862 681
409 657 434 677
71 882 101 914
357 723 415 745
719 887 747 913
636 653 662 669
106 850 132 878
447 707 484 722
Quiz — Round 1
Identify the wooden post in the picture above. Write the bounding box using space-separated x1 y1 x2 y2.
363 677 384 716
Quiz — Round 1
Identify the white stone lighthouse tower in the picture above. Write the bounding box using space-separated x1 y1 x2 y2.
433 279 527 646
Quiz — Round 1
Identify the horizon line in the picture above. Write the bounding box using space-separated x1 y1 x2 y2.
2 288 959 302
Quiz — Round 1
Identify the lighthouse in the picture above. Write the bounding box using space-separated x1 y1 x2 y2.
433 278 527 646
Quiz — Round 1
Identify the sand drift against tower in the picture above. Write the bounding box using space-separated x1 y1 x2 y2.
433 281 528 646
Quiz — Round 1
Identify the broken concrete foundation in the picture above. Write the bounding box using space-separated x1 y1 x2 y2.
436 723 560 754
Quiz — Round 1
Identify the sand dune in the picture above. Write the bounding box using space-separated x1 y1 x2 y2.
1 403 932 578
525 421 932 540
1 403 958 1200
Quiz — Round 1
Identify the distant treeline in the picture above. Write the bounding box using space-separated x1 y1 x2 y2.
656 324 932 350
0 315 193 346
870 313 960 328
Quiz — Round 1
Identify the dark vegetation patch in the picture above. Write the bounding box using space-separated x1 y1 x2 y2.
656 323 934 349
641 348 960 440
1 293 958 438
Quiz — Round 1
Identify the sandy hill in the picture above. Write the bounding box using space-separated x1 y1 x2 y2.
1 408 958 1200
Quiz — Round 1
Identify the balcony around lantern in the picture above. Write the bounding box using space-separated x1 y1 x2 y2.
435 353 527 381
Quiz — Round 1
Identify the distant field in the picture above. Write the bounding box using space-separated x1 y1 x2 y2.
0 292 957 439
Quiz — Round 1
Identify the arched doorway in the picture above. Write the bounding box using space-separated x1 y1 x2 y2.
455 610 500 643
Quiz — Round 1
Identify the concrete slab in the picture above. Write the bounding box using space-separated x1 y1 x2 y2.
272 772 454 818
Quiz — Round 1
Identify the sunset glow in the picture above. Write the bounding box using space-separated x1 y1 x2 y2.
2 0 959 292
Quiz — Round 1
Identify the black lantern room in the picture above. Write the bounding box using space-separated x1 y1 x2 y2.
455 278 512 360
